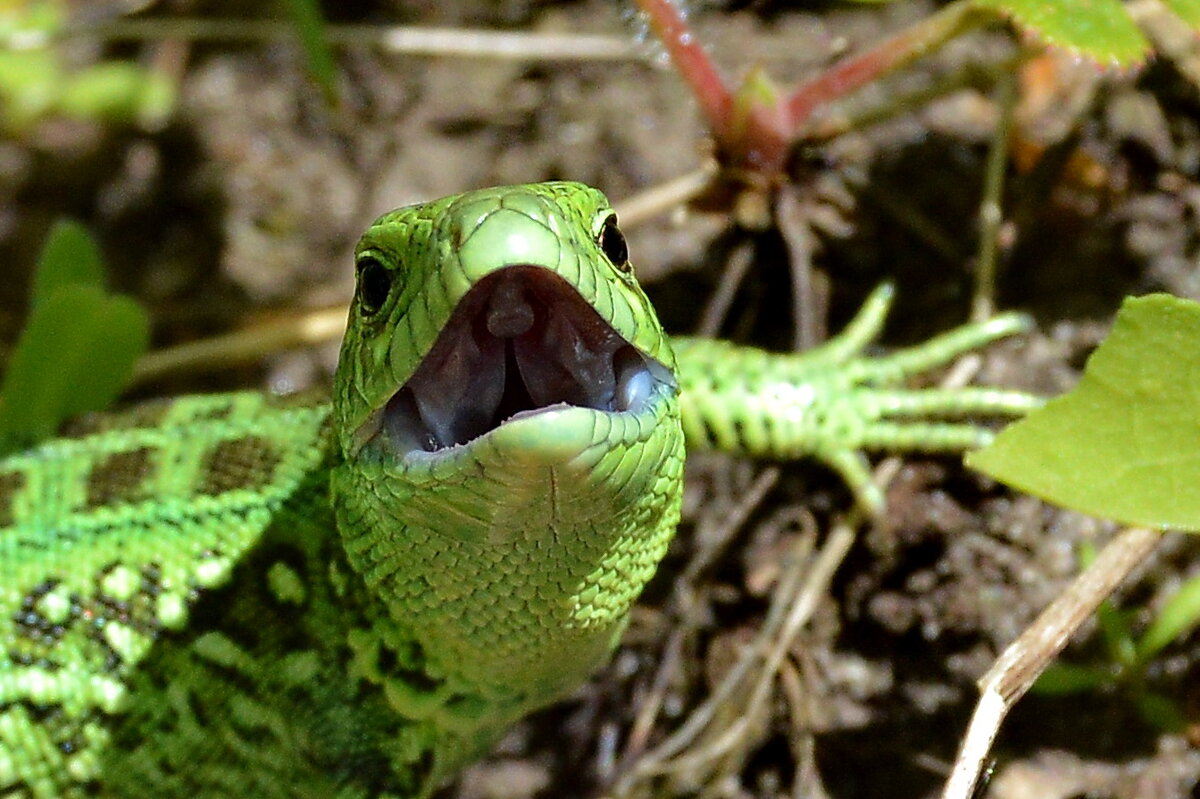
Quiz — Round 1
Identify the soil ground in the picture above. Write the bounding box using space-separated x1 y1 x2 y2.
5 1 1200 797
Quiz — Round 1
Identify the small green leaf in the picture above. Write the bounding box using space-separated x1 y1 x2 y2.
0 222 149 453
1134 690 1187 732
1137 575 1200 662
1031 662 1112 695
284 0 339 106
0 49 62 132
1162 0 1200 26
59 62 176 127
971 0 1150 67
31 219 104 304
0 288 148 450
966 294 1200 529
1097 603 1138 667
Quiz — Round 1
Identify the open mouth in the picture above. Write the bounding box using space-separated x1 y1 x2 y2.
369 265 671 456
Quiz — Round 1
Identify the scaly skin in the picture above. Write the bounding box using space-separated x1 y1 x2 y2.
0 182 1036 797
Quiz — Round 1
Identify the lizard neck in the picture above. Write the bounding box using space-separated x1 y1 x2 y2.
328 403 685 730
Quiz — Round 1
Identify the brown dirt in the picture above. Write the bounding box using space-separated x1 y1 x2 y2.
5 1 1200 797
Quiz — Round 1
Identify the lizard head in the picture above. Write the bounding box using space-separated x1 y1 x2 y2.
330 183 685 714
335 182 677 463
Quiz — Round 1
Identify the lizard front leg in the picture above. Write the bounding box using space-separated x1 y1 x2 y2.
672 284 1042 512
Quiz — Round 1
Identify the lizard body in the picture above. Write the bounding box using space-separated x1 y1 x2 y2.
0 182 1036 797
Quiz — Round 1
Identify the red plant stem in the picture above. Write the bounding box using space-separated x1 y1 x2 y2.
786 1 990 133
634 0 733 139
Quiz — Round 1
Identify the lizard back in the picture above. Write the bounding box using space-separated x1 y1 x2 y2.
0 393 437 796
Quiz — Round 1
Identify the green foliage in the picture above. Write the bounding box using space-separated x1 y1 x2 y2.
967 294 1200 530
1032 563 1199 733
0 221 149 454
283 0 339 105
57 61 175 125
971 0 1200 66
0 2 175 132
972 296 1200 731
30 216 106 300
1163 0 1200 26
1137 573 1200 661
972 0 1150 66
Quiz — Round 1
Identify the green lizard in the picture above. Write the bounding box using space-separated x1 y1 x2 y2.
0 182 1037 797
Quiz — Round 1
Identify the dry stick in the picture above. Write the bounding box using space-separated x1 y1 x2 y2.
653 521 855 778
620 466 780 767
612 541 807 794
685 467 781 581
697 241 756 339
776 185 821 351
612 513 855 793
621 627 686 761
617 465 782 776
75 19 642 62
791 729 832 799
940 525 1164 799
613 166 716 229
66 18 828 65
130 307 347 385
778 659 824 799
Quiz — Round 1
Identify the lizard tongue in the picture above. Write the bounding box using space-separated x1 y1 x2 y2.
514 305 618 411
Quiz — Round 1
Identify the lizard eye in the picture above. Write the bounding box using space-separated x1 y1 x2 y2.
597 214 630 273
357 256 393 316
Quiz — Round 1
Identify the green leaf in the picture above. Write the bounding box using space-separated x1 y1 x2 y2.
59 62 176 126
1136 574 1200 662
1134 689 1187 733
1162 0 1200 26
1031 662 1113 695
0 288 148 450
966 294 1200 529
0 222 149 453
971 0 1150 67
0 0 64 42
31 219 105 304
0 49 63 132
1097 603 1137 667
284 0 339 106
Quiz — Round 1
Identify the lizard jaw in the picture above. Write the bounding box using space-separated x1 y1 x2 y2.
360 265 671 457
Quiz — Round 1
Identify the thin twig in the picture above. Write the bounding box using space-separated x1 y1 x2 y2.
776 184 821 351
130 307 347 385
67 19 643 62
940 526 1164 799
614 511 856 793
697 240 755 339
614 165 717 229
685 467 781 582
621 627 687 763
972 70 1016 322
